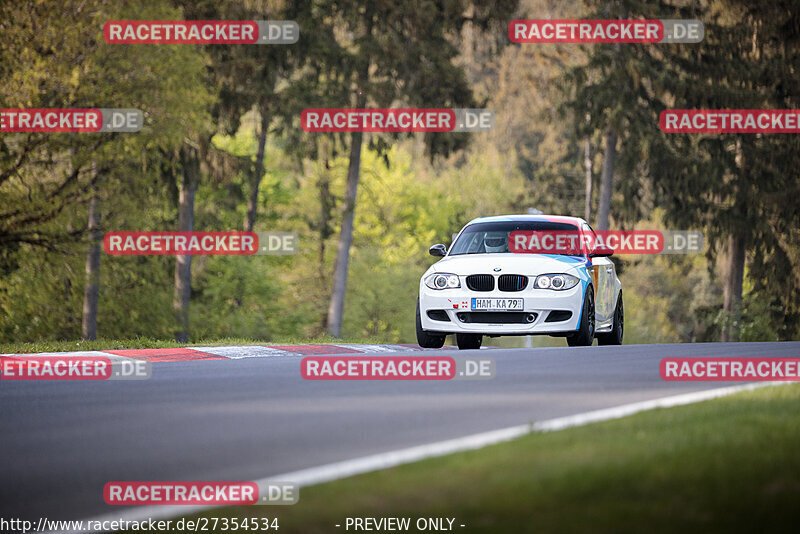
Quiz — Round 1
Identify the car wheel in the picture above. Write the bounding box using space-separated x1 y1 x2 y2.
597 292 623 346
416 300 446 349
456 333 482 350
567 287 595 347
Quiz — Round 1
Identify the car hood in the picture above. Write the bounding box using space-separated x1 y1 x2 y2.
429 253 588 277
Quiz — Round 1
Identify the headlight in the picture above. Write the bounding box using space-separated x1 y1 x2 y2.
424 273 461 290
533 273 579 291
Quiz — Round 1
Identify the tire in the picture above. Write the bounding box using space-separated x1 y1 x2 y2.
456 333 482 350
416 300 446 349
567 287 595 347
597 292 623 345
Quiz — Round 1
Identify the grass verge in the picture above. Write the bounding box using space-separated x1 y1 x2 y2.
0 336 389 354
171 383 800 534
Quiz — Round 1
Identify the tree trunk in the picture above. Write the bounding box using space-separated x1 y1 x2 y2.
81 188 101 340
174 146 199 342
244 109 269 232
722 233 745 342
722 139 747 342
584 139 592 222
325 9 374 338
326 125 364 337
317 139 335 332
596 129 617 231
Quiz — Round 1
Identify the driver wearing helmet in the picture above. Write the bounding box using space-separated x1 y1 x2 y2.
483 231 508 253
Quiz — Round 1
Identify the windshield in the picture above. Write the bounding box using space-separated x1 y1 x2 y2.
449 221 583 256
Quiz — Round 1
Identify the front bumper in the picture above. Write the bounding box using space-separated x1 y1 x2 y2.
419 281 583 335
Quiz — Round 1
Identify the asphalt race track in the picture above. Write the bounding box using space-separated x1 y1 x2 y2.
2 342 799 523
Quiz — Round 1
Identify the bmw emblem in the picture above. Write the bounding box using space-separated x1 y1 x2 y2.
493 267 502 272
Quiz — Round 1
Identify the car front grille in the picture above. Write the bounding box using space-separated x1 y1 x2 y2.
466 274 494 292
456 312 537 324
498 274 528 292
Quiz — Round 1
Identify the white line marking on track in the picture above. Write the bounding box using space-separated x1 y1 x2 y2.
57 380 787 533
336 344 419 353
191 346 292 358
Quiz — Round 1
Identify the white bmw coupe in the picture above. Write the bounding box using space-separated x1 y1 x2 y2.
417 215 623 349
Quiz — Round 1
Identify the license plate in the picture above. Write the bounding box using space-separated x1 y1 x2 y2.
471 298 523 311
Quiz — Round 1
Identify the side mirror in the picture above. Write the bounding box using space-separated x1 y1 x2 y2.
589 245 614 258
429 244 447 257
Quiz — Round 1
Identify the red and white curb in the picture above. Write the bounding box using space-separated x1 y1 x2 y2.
1 344 455 362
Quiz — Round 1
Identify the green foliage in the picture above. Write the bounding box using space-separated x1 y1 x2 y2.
0 0 213 341
621 253 720 344
190 255 302 339
0 0 212 250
